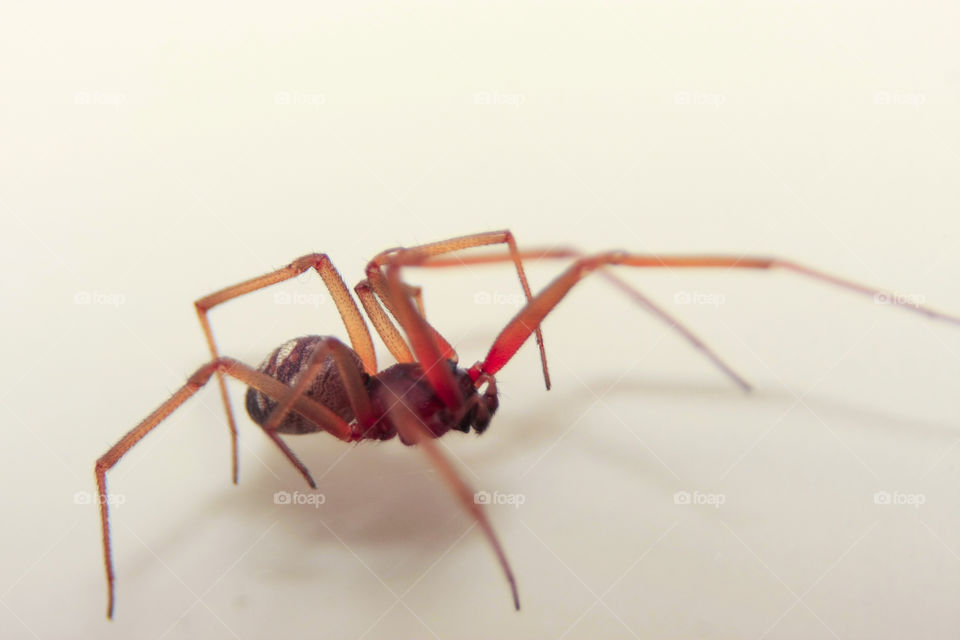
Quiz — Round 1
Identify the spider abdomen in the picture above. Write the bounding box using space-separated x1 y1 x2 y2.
245 335 365 434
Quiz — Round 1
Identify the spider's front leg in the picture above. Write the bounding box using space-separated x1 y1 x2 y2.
359 230 552 388
474 252 960 379
408 246 753 391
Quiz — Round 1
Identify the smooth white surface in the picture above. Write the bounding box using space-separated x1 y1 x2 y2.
2 3 960 639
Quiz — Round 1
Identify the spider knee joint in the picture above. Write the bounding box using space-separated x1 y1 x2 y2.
188 358 235 387
291 253 330 272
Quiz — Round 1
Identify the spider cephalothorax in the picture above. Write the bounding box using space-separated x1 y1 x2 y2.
365 360 498 441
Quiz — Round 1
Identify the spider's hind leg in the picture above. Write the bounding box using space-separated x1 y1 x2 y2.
95 357 354 618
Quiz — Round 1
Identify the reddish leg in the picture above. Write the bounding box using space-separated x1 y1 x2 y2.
387 396 520 610
366 230 552 389
414 247 752 391
194 254 376 484
95 357 354 618
382 260 465 408
475 253 960 378
360 247 487 410
353 278 457 364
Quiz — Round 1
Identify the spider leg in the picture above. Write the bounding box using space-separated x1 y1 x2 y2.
95 357 353 618
408 284 426 317
355 278 416 364
477 252 960 378
414 247 751 391
387 397 520 610
365 230 551 389
194 254 376 484
351 278 438 364
384 261 465 408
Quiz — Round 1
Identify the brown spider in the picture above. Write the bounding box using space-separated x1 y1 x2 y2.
95 230 960 618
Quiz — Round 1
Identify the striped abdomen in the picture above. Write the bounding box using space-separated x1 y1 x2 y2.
245 335 366 434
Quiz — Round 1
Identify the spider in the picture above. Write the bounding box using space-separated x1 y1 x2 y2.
95 230 960 618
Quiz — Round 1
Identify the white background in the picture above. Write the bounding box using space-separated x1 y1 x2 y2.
3 2 960 639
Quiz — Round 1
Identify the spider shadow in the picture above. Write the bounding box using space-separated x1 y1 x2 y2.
480 372 959 483
122 430 501 587
122 372 957 589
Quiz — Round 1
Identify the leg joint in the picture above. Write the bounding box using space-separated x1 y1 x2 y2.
291 253 331 273
187 357 237 388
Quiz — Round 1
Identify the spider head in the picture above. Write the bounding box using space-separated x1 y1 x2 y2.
460 365 498 435
438 363 497 436
368 361 497 442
